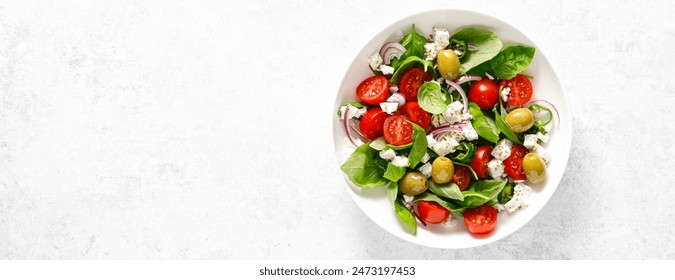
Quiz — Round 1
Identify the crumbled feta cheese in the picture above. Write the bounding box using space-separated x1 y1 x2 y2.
431 136 460 157
501 87 511 102
369 53 382 71
462 124 479 141
504 183 532 213
448 131 465 142
491 139 513 161
434 101 468 125
379 149 396 160
392 156 410 167
421 153 430 164
380 65 395 75
532 144 551 163
403 195 414 203
432 27 450 49
418 162 432 178
340 105 367 120
380 102 398 114
493 204 506 212
524 132 550 150
424 42 439 60
487 159 505 179
426 135 437 149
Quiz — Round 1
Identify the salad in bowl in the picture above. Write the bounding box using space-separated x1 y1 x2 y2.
336 17 563 240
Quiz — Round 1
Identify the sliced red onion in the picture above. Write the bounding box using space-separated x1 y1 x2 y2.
430 123 467 141
454 75 482 85
343 106 357 146
379 42 406 64
389 84 399 94
446 80 469 114
467 43 477 51
349 121 365 139
528 99 560 129
386 92 406 108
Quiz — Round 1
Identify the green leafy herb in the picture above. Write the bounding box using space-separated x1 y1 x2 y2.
450 38 467 59
458 179 507 208
340 143 389 188
390 56 438 85
394 199 417 235
428 181 464 201
417 81 447 114
383 163 407 182
450 142 475 164
490 45 535 80
465 60 494 77
395 24 427 67
387 181 398 205
450 28 503 74
413 192 466 216
407 122 428 167
498 182 515 204
492 106 523 144
468 102 500 143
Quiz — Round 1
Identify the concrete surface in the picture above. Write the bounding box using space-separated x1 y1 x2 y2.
1 0 674 259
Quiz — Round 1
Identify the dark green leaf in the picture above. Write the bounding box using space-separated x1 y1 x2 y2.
394 199 417 235
498 182 514 204
428 181 464 201
407 122 428 167
383 163 407 182
458 179 507 208
465 60 494 77
413 192 466 216
492 106 523 144
390 56 438 85
450 28 503 74
417 81 447 114
449 142 475 164
397 24 427 65
491 45 535 80
340 144 389 188
468 103 500 143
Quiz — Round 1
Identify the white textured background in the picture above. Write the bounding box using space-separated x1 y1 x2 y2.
1 0 674 259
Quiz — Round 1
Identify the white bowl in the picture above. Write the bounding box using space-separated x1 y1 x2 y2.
332 9 571 249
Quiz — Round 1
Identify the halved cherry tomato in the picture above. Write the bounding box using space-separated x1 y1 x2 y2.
399 68 431 101
356 75 389 105
399 102 431 130
451 165 472 191
464 205 497 234
500 74 533 106
417 200 450 224
383 115 413 146
504 145 528 180
469 145 493 179
359 108 388 140
468 79 500 110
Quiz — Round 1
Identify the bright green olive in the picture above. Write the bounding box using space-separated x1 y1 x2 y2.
437 49 460 80
431 156 454 184
505 108 535 133
399 171 428 196
522 153 547 184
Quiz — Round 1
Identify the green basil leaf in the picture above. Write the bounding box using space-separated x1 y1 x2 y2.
413 192 466 216
497 182 514 204
390 56 438 85
340 144 389 188
397 24 427 65
492 106 523 144
417 82 447 114
468 103 499 143
458 179 507 208
383 163 407 182
490 45 535 80
450 28 503 74
394 199 417 235
428 181 464 201
449 142 475 164
387 181 398 205
407 122 428 167
465 60 494 77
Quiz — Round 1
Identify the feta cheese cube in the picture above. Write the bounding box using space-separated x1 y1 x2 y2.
523 134 538 150
392 155 410 167
447 101 464 114
535 132 550 143
501 87 511 102
340 105 366 120
380 65 394 75
532 144 551 163
432 27 450 49
379 102 398 114
369 52 383 71
504 183 532 213
431 137 460 157
418 162 432 178
379 149 396 160
426 135 438 149
421 153 430 164
487 159 505 179
491 139 513 160
462 125 479 141
424 42 439 60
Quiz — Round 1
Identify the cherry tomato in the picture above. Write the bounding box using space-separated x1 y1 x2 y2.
399 68 431 101
469 145 493 179
451 165 472 191
359 108 388 140
356 75 389 105
383 115 413 146
399 102 431 130
500 74 533 106
468 79 500 110
504 145 528 180
417 200 450 224
464 205 498 234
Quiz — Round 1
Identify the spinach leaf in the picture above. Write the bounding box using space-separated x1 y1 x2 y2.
407 122 428 167
468 102 500 143
450 142 475 164
417 81 447 114
413 192 466 216
490 45 535 80
450 28 503 74
497 182 514 204
428 181 464 201
340 143 389 188
383 163 407 182
336 102 364 117
387 181 398 205
465 60 494 77
492 106 523 144
394 199 417 235
390 56 438 85
458 179 507 208
395 24 427 67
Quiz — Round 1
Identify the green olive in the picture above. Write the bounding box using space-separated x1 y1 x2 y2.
522 153 547 184
505 108 535 133
399 171 428 196
437 49 460 80
431 156 454 184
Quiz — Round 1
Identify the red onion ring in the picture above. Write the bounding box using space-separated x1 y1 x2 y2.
342 106 357 146
446 80 469 114
387 92 406 108
379 42 406 64
430 123 467 141
528 99 560 129
454 75 482 85
389 84 399 94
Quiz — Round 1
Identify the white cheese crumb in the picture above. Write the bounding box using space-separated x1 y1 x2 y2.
424 42 439 60
380 65 395 75
426 135 437 149
379 102 398 114
462 123 479 141
532 144 551 163
403 195 414 203
431 136 460 157
379 149 396 160
504 183 532 213
369 52 383 71
421 153 430 164
392 156 410 167
340 105 366 119
501 87 511 102
418 162 432 178
491 139 513 161
487 159 505 179
432 27 450 49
